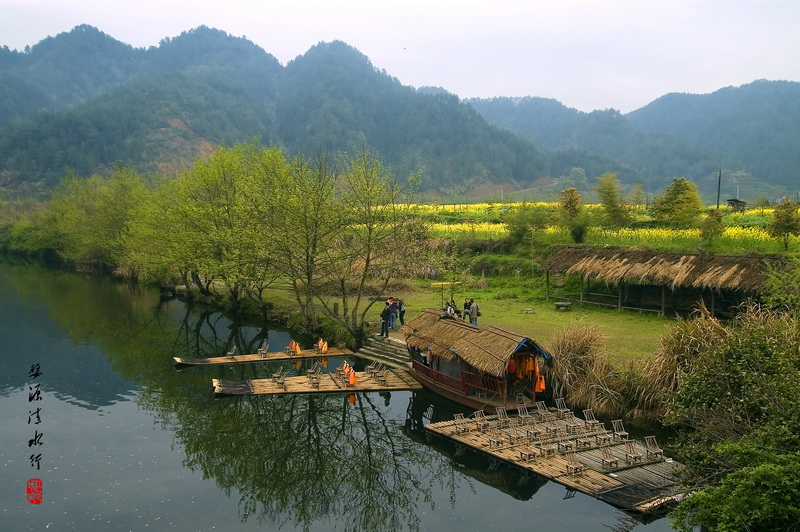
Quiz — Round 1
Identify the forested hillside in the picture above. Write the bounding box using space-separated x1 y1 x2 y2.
626 80 800 192
0 26 552 198
0 24 796 201
470 80 800 201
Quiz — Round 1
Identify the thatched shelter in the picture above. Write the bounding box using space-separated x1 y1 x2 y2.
401 308 550 377
540 247 785 316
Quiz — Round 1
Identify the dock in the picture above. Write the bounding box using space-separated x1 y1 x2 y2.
212 367 423 396
425 410 681 513
174 347 353 366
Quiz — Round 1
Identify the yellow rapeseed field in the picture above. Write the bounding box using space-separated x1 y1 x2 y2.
426 219 794 253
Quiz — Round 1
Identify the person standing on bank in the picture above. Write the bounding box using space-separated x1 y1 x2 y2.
463 298 471 321
388 298 399 330
468 298 480 325
380 301 391 338
397 299 406 326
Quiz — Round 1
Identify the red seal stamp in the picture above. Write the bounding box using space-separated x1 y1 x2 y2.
26 478 43 504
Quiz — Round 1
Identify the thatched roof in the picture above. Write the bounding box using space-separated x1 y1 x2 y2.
540 247 785 292
400 309 550 377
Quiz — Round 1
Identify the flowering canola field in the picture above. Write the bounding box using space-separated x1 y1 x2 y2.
419 202 794 254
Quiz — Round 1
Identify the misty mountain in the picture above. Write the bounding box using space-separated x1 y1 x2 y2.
626 80 800 193
0 26 551 198
469 80 800 201
0 24 796 202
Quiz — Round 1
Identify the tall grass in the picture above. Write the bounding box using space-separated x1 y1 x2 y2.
633 304 726 420
546 322 627 417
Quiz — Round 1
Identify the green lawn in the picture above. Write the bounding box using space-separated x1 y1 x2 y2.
265 280 672 366
398 287 670 365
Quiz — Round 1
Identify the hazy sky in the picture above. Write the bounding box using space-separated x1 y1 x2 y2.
1 0 798 113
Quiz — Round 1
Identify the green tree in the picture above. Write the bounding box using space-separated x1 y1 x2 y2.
127 143 281 310
767 200 800 251
258 151 341 330
594 172 630 228
651 177 704 228
557 187 582 223
666 305 800 532
699 209 725 247
504 203 550 246
557 187 587 244
124 179 193 286
314 146 420 343
43 167 149 269
628 183 645 208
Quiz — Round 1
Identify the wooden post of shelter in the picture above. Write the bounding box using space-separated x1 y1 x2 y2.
661 285 666 316
580 276 585 304
617 282 623 311
545 271 550 300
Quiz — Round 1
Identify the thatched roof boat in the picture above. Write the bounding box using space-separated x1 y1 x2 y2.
401 309 551 411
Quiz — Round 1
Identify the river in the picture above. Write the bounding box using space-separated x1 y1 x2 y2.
0 262 677 531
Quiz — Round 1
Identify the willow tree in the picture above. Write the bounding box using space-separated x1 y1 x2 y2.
127 143 282 310
254 151 342 330
42 167 149 270
316 147 419 344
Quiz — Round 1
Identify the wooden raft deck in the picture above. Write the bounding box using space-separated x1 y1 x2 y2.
174 347 353 366
426 411 681 513
212 368 422 396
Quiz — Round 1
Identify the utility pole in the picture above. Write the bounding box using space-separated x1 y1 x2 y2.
716 169 721 209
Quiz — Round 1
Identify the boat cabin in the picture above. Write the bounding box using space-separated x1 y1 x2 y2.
401 309 552 411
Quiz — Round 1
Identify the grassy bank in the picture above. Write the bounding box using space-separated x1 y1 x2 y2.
272 279 670 366
393 285 669 365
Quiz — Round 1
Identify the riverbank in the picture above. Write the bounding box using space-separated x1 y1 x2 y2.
311 283 671 365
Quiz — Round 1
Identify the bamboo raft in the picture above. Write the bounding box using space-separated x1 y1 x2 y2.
425 410 682 513
174 347 353 366
212 368 423 396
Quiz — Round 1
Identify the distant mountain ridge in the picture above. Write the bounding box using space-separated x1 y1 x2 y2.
0 24 796 201
469 81 800 200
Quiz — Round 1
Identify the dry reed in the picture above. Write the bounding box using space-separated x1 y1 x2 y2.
546 322 624 417
633 303 726 420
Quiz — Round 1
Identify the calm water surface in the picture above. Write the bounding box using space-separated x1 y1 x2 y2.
0 263 677 531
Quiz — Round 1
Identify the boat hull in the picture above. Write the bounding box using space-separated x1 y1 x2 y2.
411 365 515 414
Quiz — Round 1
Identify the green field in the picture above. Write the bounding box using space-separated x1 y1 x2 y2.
387 284 670 365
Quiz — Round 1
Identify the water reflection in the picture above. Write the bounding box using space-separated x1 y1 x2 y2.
165 392 453 530
0 263 135 407
0 262 675 531
404 389 549 502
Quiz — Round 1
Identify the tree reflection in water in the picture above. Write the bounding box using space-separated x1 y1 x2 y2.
3 264 646 532
140 306 454 531
164 391 455 530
